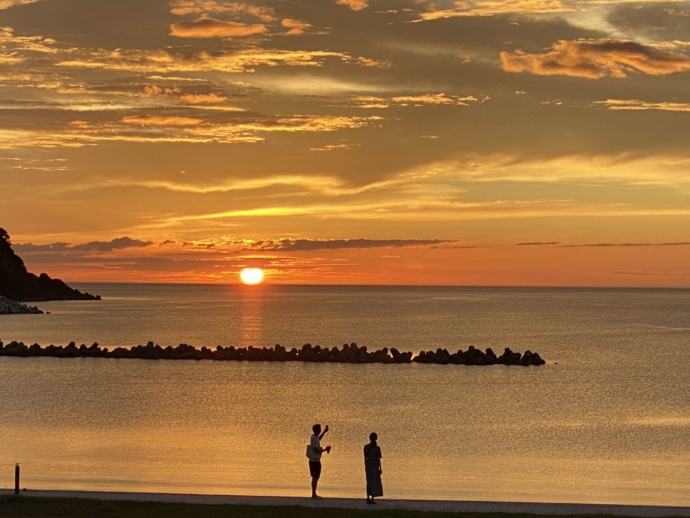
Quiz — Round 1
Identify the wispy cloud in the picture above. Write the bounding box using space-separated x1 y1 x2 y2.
501 39 690 78
179 92 228 104
281 18 312 36
122 115 204 126
592 99 690 112
168 0 276 21
58 48 366 74
335 0 369 12
98 174 368 196
0 0 41 10
309 143 351 152
562 242 690 248
241 238 466 251
1 109 383 150
15 237 153 254
517 241 690 248
0 26 57 54
415 0 575 20
350 93 488 108
170 16 267 38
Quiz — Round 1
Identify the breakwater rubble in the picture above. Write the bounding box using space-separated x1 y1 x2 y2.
0 340 546 365
0 295 43 314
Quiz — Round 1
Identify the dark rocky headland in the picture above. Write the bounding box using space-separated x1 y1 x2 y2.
0 228 100 305
0 340 546 366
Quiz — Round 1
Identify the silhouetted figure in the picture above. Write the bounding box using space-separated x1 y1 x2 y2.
364 432 383 504
307 423 331 498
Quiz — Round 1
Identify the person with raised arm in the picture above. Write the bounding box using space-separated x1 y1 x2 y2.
307 423 331 498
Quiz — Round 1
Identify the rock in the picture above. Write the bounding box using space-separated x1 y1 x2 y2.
0 295 43 314
497 347 522 365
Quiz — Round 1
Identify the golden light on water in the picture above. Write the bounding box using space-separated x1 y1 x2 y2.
240 268 264 285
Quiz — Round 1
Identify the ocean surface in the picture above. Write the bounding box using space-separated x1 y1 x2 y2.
1 284 689 505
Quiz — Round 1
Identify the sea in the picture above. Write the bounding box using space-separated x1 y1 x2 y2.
0 284 689 505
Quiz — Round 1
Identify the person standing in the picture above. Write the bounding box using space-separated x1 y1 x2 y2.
307 423 331 499
364 432 383 504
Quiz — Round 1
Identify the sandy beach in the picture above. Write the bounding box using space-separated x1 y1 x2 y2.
2 490 689 517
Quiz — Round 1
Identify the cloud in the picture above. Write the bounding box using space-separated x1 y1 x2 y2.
1 108 382 150
355 57 393 69
168 0 276 22
562 242 690 248
335 0 369 11
170 16 267 38
143 85 236 106
0 26 57 54
501 39 690 79
0 0 40 9
281 18 312 36
243 238 465 252
13 237 466 260
310 143 351 151
592 99 690 112
144 84 182 97
98 173 385 197
15 237 154 254
516 241 690 248
415 0 575 20
121 115 203 126
58 48 359 74
350 93 488 108
607 3 690 41
179 92 228 104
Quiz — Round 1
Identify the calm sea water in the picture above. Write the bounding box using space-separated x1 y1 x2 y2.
1 284 689 505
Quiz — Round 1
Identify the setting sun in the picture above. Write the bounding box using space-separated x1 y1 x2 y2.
240 268 264 285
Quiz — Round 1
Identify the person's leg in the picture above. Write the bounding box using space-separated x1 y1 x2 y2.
310 461 322 498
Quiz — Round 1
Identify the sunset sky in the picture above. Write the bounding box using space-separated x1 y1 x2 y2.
1 0 690 286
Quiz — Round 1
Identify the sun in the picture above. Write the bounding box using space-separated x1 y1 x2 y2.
240 268 264 285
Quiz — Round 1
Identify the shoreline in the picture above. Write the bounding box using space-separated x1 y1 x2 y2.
2 490 689 517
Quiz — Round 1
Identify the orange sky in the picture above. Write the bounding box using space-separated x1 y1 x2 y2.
1 0 690 286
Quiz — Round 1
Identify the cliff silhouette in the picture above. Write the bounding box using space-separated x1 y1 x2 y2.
0 228 100 302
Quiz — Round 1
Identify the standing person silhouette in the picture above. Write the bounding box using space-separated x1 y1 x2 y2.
364 432 383 504
307 423 331 499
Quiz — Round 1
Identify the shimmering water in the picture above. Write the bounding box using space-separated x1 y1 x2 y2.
1 285 689 505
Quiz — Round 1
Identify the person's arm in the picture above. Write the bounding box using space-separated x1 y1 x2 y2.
319 425 329 440
312 434 331 454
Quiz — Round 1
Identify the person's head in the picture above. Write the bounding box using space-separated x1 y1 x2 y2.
313 424 321 435
369 432 377 442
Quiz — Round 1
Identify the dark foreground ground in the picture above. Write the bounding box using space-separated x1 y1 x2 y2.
0 496 658 518
1 495 689 518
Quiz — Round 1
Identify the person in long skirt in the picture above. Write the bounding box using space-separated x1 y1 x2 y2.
364 432 383 504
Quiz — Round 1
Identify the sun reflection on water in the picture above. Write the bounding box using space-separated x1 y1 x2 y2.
240 288 264 349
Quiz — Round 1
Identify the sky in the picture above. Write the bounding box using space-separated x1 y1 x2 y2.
1 0 690 286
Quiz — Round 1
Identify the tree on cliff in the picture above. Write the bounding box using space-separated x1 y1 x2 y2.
0 228 100 302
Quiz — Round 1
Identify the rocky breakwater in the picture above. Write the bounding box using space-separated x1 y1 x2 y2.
0 295 43 314
0 341 546 366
